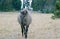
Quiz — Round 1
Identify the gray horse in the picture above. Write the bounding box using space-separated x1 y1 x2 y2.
18 9 32 39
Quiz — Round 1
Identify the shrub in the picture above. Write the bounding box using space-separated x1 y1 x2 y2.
54 0 60 18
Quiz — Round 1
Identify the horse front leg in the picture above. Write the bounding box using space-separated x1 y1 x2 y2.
24 25 29 39
21 25 24 37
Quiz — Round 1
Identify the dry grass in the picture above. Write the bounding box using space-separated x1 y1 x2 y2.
0 11 60 39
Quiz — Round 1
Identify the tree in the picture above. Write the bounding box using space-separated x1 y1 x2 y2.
31 0 56 13
43 0 56 13
0 0 13 11
12 0 21 10
31 0 41 11
0 0 21 11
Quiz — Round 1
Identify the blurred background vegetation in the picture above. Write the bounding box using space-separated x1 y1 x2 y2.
0 0 21 11
54 0 60 18
31 0 56 13
0 0 60 18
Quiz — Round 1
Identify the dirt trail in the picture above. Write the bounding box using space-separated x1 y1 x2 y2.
0 12 60 39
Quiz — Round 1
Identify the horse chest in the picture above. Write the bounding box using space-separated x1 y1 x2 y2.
21 16 27 24
19 14 31 25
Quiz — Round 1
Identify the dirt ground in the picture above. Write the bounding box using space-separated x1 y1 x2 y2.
0 11 60 39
